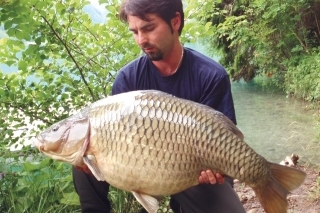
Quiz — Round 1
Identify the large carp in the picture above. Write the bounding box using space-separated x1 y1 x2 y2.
34 90 306 213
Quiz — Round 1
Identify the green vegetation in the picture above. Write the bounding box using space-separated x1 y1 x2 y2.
0 0 319 212
188 0 320 102
0 155 80 213
0 0 141 211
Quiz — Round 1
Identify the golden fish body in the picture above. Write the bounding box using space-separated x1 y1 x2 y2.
34 90 306 213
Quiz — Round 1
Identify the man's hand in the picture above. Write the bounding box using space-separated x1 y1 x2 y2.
198 170 224 184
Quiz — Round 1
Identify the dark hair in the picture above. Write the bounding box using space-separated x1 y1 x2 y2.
119 0 184 35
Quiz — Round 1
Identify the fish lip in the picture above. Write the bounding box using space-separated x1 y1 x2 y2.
33 137 44 151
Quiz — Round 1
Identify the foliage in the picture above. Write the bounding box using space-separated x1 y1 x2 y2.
108 186 143 213
158 196 174 213
0 0 139 148
0 155 80 213
107 188 174 213
189 0 320 102
284 48 320 101
0 0 139 211
182 0 217 43
0 0 205 212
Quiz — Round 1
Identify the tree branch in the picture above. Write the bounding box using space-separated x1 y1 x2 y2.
291 30 309 53
314 11 320 43
37 10 97 101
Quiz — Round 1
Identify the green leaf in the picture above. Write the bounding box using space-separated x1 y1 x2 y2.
204 22 211 31
22 161 39 172
18 60 28 71
14 184 28 192
60 192 80 205
56 2 66 14
39 158 52 168
15 29 25 40
0 14 9 21
5 60 16 66
6 28 16 37
40 54 47 59
4 20 12 30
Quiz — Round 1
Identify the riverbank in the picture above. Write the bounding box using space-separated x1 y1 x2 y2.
234 164 320 213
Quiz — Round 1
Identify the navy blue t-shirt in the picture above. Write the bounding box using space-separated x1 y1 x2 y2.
112 47 236 124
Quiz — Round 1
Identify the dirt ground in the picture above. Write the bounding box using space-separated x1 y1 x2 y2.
234 165 320 213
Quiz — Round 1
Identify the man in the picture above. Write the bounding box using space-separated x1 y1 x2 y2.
73 0 246 212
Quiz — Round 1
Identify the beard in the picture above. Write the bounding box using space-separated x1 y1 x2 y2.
146 51 162 61
141 44 163 61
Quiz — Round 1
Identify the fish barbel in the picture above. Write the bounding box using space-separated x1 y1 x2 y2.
34 90 306 213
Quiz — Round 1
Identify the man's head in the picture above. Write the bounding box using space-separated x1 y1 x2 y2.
119 0 184 36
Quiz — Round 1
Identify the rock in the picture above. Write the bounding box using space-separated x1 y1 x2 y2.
279 154 300 167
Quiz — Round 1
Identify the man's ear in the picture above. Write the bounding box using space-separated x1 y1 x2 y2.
171 12 181 32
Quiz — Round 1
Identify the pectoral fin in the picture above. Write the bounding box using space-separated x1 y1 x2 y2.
132 191 159 213
83 155 105 181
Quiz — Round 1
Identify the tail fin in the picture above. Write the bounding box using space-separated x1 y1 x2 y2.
252 163 306 213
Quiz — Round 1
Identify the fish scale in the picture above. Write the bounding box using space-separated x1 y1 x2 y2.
34 90 306 213
89 91 266 191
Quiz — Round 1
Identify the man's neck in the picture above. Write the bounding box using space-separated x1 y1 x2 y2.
152 42 183 76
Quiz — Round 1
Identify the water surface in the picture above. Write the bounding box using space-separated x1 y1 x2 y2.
232 79 320 167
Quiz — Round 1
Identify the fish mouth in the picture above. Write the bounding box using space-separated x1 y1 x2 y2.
32 137 44 152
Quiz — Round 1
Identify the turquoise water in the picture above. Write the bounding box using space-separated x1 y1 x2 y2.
186 42 320 167
232 79 320 167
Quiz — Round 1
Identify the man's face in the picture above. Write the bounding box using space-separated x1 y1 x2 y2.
128 14 176 61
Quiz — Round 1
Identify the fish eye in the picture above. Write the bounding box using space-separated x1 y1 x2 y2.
52 126 59 132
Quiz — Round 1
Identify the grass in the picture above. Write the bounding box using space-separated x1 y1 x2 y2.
0 150 175 213
108 186 143 213
0 154 81 213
